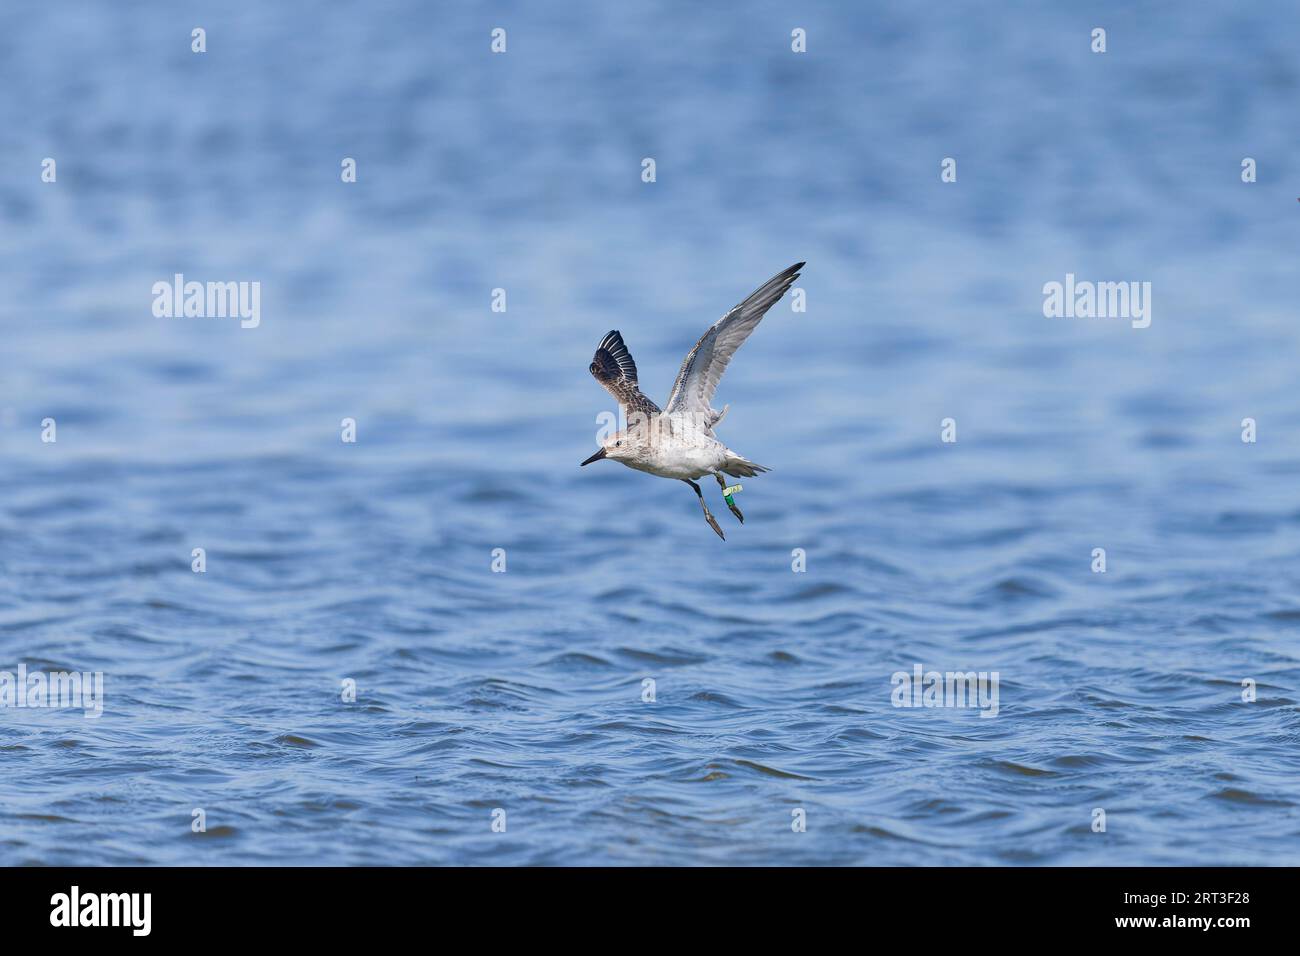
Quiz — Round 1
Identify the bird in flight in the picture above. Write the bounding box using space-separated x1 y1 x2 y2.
580 262 805 539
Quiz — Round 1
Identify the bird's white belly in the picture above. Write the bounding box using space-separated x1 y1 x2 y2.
627 433 727 480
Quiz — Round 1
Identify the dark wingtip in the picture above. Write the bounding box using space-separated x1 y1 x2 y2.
593 330 638 384
778 262 805 284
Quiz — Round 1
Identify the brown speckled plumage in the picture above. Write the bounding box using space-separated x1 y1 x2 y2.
589 330 662 419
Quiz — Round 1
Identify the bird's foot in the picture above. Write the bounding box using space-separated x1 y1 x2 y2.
714 475 744 523
686 477 726 540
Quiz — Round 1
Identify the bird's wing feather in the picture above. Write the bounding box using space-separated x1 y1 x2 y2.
664 262 803 422
589 329 661 418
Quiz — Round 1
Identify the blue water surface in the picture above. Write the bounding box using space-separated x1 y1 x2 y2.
1 1 1299 865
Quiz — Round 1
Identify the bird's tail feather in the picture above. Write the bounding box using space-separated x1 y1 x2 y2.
722 455 769 478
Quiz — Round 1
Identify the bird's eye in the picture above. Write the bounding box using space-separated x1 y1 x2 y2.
615 440 621 447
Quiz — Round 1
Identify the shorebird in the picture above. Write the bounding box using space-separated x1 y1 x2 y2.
580 262 804 539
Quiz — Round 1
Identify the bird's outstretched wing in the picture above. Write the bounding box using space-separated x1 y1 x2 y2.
589 330 661 419
664 262 804 425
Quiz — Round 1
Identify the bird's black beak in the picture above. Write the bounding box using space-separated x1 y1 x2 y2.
580 448 607 467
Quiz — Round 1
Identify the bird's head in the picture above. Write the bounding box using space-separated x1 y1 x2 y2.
580 429 634 467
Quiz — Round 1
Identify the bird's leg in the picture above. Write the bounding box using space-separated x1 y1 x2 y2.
714 473 744 523
683 479 725 540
